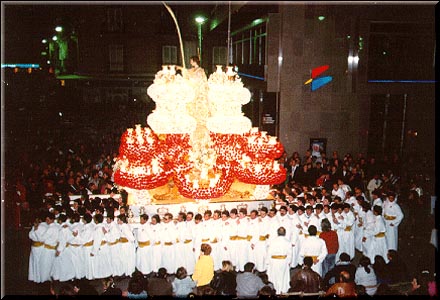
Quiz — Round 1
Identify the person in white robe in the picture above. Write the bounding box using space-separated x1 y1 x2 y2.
150 214 163 273
191 213 204 264
266 226 293 294
359 203 375 261
299 225 328 277
34 212 59 283
366 174 382 201
288 205 303 269
353 196 366 252
207 210 223 271
220 210 237 267
331 183 346 201
382 192 404 251
135 214 154 275
160 213 178 274
28 215 48 283
51 214 76 282
235 208 250 272
81 213 96 280
365 205 389 263
247 210 259 266
175 212 196 275
253 207 270 272
370 190 383 210
90 213 112 279
277 206 293 241
104 212 123 277
64 213 85 279
117 214 136 276
267 208 281 243
355 256 378 296
335 203 356 260
307 206 322 234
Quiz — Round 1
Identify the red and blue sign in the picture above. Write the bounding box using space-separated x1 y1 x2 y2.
304 65 333 91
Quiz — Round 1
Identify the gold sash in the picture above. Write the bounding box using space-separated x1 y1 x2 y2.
119 237 129 243
100 241 107 246
164 242 173 246
344 226 352 231
230 236 238 241
32 241 44 247
83 241 93 247
246 235 252 241
202 238 210 242
210 238 218 243
384 215 396 220
154 241 161 245
44 244 57 250
236 236 248 240
271 255 287 259
259 235 267 241
67 243 81 247
184 239 192 244
375 232 385 238
138 241 151 247
108 240 119 246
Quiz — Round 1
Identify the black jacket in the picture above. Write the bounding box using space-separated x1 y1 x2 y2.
210 271 237 296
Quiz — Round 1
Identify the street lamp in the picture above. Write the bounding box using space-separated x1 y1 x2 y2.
195 15 206 65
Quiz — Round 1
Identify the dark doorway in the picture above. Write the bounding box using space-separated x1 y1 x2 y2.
367 94 407 158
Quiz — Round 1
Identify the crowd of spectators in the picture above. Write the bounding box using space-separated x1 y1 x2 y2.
3 107 437 297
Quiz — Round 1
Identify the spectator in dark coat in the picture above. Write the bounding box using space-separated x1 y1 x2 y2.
386 249 410 284
322 252 356 290
288 256 322 293
210 260 237 296
146 267 173 296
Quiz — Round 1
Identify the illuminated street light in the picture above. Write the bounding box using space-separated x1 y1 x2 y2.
42 39 47 44
195 15 207 65
55 26 63 32
52 36 58 41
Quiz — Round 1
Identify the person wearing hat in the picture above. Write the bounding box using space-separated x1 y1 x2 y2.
299 225 328 277
382 192 404 251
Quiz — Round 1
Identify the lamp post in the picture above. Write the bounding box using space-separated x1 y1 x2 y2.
195 16 206 65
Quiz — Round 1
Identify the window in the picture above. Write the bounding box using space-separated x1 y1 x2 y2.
162 46 177 65
212 46 227 69
107 8 123 32
367 21 435 81
109 44 124 71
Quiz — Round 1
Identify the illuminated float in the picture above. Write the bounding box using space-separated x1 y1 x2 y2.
112 6 286 216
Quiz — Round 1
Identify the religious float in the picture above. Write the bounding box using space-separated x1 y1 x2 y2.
111 5 287 220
